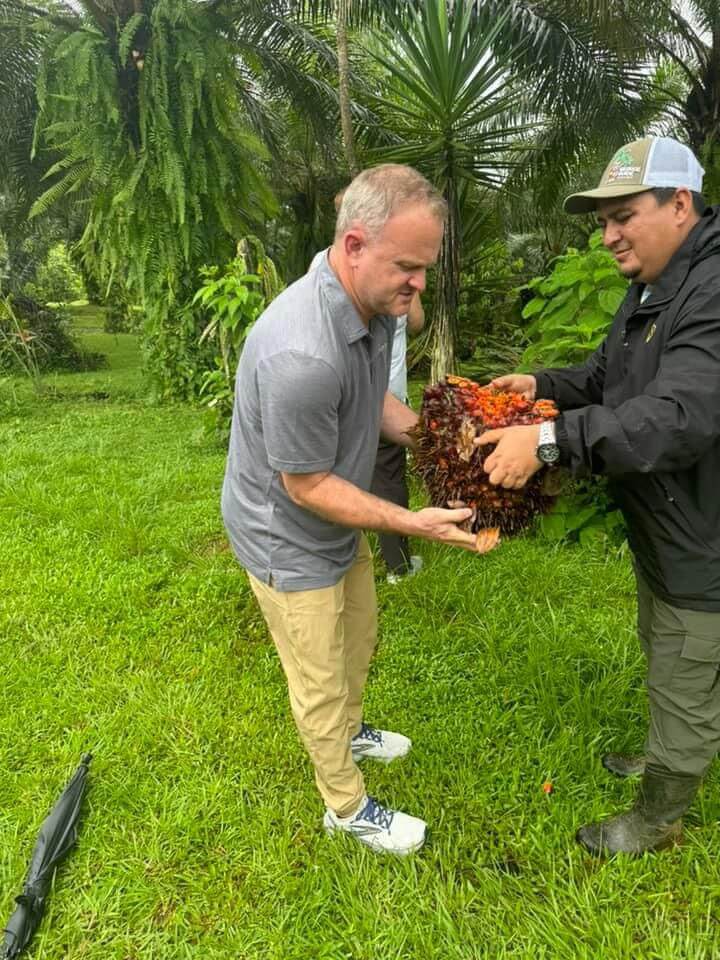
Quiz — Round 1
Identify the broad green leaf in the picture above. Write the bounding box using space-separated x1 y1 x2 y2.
598 288 627 315
578 524 608 547
539 513 571 541
562 505 601 532
521 297 546 319
594 267 622 283
578 282 594 302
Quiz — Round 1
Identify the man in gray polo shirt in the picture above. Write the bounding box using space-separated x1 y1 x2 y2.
222 164 499 856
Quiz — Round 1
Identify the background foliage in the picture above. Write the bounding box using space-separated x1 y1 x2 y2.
22 242 86 305
194 237 285 440
0 295 104 376
520 231 628 371
0 0 706 552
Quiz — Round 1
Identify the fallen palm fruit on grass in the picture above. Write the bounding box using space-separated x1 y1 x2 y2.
412 376 560 536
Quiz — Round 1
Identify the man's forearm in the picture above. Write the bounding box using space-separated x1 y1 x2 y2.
381 391 418 448
286 471 416 536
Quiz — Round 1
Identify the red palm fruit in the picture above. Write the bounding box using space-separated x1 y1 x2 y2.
411 376 561 535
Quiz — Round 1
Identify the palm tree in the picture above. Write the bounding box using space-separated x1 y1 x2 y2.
368 1 526 378
0 0 342 397
0 5 48 289
267 107 347 279
336 0 360 176
291 0 652 377
543 0 720 200
365 0 650 377
637 1 720 200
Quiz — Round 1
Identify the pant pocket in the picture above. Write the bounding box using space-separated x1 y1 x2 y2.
673 634 720 695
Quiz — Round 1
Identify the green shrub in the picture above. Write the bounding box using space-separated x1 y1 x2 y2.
461 330 526 384
194 237 284 440
0 296 43 389
520 231 627 370
538 478 626 547
104 304 142 334
1 296 105 373
22 242 86 305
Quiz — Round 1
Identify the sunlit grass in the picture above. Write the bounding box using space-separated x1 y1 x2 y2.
1 323 718 958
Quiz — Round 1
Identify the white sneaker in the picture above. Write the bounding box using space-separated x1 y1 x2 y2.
351 722 411 763
323 795 426 856
386 555 423 585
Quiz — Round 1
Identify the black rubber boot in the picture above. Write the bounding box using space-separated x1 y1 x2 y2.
576 765 701 856
601 753 646 778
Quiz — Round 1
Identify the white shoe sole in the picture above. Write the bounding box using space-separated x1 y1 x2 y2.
351 748 411 765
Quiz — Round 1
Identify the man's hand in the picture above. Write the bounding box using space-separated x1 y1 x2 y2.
410 506 500 554
476 424 542 489
488 374 537 401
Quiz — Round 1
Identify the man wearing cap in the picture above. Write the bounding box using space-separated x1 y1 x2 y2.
478 136 720 856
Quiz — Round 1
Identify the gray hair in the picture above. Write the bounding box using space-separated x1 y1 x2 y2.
334 164 447 239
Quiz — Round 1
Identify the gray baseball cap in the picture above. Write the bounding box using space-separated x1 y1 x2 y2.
564 137 705 214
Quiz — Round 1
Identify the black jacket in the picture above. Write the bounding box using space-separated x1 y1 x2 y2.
535 206 720 611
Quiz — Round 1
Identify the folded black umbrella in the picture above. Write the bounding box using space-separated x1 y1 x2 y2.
1 753 92 960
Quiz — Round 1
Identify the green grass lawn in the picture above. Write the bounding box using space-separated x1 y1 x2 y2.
1 323 719 959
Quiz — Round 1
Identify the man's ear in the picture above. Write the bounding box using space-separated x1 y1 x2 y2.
342 227 367 263
674 187 693 222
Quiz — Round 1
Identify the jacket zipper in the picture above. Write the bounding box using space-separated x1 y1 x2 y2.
621 291 667 347
659 478 675 503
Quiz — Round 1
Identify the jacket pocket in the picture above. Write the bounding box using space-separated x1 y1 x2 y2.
657 472 719 556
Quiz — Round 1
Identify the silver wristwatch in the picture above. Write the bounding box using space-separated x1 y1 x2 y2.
537 420 560 465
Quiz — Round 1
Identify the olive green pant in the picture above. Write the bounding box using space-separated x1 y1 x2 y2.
638 573 720 777
247 535 376 818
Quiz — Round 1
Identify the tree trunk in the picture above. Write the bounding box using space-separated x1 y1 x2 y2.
336 0 360 178
430 184 460 382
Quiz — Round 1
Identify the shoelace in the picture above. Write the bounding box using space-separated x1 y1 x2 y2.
357 796 394 830
354 722 382 744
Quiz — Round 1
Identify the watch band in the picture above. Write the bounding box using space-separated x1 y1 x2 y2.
539 420 557 446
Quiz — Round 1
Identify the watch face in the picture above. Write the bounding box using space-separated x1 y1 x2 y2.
537 443 560 465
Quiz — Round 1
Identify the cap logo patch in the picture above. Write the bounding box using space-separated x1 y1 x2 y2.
606 146 641 183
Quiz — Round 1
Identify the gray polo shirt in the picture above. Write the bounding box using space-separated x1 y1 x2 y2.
221 252 394 591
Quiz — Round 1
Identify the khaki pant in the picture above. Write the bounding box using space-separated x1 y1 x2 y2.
637 573 720 776
247 535 377 817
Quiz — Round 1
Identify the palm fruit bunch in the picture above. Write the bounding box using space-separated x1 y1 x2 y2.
412 375 560 535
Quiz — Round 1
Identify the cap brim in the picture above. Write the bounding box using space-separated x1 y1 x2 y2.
563 184 654 215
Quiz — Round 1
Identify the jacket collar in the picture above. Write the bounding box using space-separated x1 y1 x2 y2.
634 207 720 312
